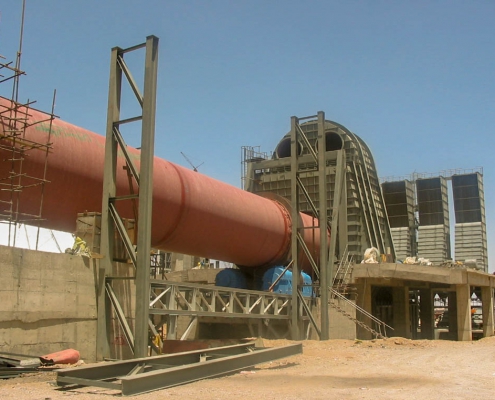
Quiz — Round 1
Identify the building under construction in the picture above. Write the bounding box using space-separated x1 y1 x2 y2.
0 34 494 393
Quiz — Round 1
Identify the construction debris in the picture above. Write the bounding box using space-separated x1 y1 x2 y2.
0 352 41 379
0 349 81 380
0 352 41 368
361 247 379 264
403 256 432 266
40 349 80 365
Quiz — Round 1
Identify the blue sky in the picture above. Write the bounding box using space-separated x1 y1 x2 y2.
1 1 494 271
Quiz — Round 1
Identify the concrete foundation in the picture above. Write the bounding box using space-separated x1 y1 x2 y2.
0 246 97 361
3 244 491 361
352 263 495 341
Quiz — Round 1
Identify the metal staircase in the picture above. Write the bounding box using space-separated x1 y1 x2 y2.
329 288 391 339
332 246 356 297
329 247 392 339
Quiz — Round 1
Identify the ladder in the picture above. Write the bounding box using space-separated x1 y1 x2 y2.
332 246 355 296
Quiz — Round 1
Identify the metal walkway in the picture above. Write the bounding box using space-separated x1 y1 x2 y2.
146 279 315 342
149 280 295 320
107 278 315 353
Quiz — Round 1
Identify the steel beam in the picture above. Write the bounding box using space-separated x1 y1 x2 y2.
56 343 302 396
58 342 257 383
290 116 300 340
149 280 300 320
135 34 159 359
97 44 121 360
317 111 329 340
121 344 302 396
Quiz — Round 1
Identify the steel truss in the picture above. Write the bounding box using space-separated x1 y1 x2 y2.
56 341 302 396
150 280 292 319
98 36 159 360
289 112 346 340
107 277 315 351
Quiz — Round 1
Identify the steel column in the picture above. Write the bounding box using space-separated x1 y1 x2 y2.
97 44 121 360
97 36 159 360
317 111 329 339
290 114 332 340
290 116 301 340
135 35 159 358
327 148 345 295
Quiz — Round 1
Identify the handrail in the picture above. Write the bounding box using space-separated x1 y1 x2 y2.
329 287 394 333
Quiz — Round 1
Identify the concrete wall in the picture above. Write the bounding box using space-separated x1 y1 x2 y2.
311 298 357 340
0 243 360 362
0 245 97 361
329 299 357 339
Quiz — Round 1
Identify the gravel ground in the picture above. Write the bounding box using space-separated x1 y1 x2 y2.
1 336 494 399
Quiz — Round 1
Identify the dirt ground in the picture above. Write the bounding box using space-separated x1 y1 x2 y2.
1 336 494 399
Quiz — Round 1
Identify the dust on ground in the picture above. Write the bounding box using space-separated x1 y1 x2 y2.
1 337 494 399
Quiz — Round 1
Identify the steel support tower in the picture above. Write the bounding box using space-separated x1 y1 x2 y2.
97 36 159 360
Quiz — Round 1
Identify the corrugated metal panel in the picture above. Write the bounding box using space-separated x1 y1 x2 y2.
452 173 488 271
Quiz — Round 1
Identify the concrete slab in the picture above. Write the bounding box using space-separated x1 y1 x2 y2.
352 263 495 287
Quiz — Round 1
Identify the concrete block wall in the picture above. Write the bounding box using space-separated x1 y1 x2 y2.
311 298 357 340
329 299 358 339
0 245 97 361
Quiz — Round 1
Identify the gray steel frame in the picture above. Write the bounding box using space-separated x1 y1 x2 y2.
149 280 318 340
98 36 159 360
151 280 293 318
289 113 346 340
317 112 330 339
56 342 302 396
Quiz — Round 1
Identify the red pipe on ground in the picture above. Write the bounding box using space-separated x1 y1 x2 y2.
0 97 324 269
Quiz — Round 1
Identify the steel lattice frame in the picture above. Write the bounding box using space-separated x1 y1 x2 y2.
98 36 159 360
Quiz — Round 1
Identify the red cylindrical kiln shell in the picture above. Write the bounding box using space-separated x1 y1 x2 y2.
0 97 324 269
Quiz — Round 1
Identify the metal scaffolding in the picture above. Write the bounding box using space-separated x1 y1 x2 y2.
0 1 55 249
240 145 269 190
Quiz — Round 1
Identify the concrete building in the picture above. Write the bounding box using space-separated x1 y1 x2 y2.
382 170 488 271
352 263 494 341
